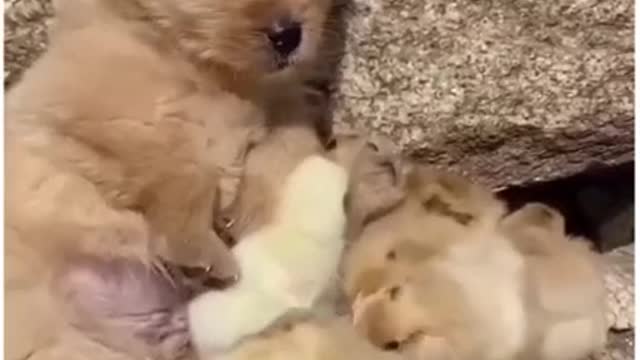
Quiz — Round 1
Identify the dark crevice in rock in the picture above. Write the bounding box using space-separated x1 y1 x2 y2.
497 161 634 252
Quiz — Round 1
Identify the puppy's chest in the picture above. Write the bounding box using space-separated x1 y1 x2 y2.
151 87 266 168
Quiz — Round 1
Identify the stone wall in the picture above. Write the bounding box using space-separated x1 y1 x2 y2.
334 0 634 189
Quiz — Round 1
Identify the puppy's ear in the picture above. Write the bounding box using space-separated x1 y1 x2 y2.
346 135 410 239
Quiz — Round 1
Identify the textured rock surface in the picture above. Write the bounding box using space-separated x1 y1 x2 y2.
604 244 635 331
334 0 634 189
4 0 53 87
592 244 635 360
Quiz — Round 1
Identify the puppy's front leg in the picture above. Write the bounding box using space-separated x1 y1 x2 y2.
146 90 266 281
144 171 240 282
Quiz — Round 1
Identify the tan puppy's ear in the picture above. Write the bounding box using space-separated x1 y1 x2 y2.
345 135 410 240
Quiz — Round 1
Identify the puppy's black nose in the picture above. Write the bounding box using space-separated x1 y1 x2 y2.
267 19 302 57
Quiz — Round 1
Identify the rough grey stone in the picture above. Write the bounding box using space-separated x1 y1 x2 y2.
604 244 635 331
334 0 634 189
591 244 635 360
4 0 53 87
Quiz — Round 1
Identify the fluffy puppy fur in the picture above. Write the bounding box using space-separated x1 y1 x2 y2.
499 203 608 360
5 0 332 359
344 167 528 360
188 130 405 357
8 0 333 283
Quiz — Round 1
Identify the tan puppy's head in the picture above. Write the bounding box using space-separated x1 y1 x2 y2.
342 165 508 302
73 0 334 79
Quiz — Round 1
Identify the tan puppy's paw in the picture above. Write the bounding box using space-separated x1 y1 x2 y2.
198 231 241 283
156 230 240 285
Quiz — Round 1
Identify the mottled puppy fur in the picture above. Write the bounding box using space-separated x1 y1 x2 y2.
499 203 608 360
5 0 332 359
344 167 528 360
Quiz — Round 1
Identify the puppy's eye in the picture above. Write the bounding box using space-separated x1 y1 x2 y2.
383 341 400 351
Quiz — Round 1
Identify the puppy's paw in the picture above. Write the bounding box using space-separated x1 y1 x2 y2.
160 231 240 287
199 231 241 283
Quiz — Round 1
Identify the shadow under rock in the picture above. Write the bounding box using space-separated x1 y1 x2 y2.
497 162 634 252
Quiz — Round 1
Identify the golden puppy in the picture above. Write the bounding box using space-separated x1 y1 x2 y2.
499 203 608 360
7 0 333 282
5 0 332 359
344 167 528 360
